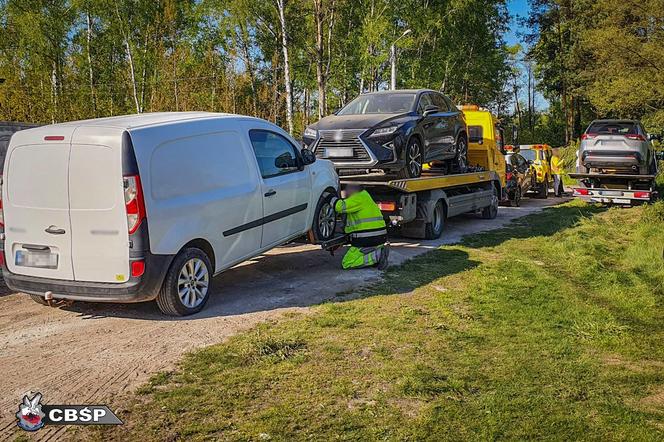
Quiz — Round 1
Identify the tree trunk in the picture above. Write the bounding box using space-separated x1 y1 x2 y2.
115 4 141 113
86 11 97 117
314 0 326 119
276 0 294 134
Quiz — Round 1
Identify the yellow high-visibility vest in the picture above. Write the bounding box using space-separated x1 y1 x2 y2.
334 190 386 234
551 155 563 174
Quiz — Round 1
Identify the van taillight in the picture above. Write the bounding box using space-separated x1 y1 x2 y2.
581 133 596 140
0 174 4 229
123 175 146 234
625 134 646 141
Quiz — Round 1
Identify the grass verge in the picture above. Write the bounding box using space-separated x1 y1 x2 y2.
90 200 664 441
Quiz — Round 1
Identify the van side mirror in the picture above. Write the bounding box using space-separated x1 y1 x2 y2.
423 105 439 116
301 148 316 166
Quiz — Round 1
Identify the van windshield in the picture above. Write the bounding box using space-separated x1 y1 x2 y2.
338 93 416 115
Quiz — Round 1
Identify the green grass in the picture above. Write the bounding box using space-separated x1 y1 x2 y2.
89 200 664 441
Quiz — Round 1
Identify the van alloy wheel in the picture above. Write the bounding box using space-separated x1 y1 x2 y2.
317 201 335 239
177 258 209 309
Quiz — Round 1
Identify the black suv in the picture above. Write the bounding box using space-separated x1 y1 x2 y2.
302 89 468 178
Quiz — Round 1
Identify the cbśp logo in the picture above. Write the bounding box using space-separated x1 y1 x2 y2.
16 392 45 432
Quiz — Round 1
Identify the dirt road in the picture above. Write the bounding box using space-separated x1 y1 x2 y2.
0 197 567 440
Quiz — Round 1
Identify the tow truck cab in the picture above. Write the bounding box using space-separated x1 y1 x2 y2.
460 105 507 189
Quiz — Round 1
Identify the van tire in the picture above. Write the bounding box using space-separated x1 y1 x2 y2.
311 191 338 242
29 295 49 306
156 248 212 316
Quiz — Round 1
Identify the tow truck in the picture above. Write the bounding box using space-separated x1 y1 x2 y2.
570 172 658 205
321 105 506 248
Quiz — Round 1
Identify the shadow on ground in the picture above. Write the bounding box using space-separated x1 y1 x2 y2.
460 202 607 248
40 203 607 321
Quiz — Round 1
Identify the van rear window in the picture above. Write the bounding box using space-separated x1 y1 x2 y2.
586 122 637 135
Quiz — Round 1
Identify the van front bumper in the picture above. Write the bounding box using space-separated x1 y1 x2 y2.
1 253 174 303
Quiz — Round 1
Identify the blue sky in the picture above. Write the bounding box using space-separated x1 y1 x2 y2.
505 0 529 46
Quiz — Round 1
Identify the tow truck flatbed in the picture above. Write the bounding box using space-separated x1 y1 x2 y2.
338 170 502 240
570 172 657 205
341 170 497 193
569 172 656 181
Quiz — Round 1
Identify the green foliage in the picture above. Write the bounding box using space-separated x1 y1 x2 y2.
0 0 512 135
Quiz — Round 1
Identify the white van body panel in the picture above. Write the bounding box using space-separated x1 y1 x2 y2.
69 126 129 282
3 112 339 305
4 127 77 280
129 118 264 272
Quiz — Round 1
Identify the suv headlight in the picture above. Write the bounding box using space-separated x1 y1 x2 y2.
371 126 399 137
304 127 318 139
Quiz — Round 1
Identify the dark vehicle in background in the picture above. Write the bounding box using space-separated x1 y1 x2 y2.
504 151 534 206
302 89 468 178
579 119 656 175
0 121 40 172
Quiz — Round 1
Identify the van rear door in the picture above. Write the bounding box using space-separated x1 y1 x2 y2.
69 127 130 283
4 130 75 280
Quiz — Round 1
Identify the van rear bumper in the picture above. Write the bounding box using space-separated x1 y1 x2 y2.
2 253 174 303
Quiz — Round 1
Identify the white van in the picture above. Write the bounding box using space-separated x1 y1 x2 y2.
1 113 339 315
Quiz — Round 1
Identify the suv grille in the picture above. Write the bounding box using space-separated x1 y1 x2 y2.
314 129 371 163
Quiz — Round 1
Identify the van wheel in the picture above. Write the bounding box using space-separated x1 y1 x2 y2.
29 295 49 305
424 200 446 239
156 248 212 316
311 191 338 242
482 187 499 219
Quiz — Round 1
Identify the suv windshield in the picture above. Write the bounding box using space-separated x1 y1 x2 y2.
587 121 637 136
338 93 416 115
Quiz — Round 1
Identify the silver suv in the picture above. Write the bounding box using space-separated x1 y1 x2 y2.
579 119 656 175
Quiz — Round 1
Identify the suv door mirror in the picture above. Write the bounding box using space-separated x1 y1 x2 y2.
301 147 316 166
656 151 664 161
423 105 440 117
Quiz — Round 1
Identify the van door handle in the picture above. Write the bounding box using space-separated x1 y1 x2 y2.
264 190 277 197
45 226 66 235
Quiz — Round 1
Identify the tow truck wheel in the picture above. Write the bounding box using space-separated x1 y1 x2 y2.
311 191 338 242
511 187 522 207
537 181 548 199
424 200 446 239
482 187 499 219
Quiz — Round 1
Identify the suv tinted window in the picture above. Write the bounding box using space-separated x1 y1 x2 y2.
430 93 449 111
417 93 434 114
249 130 300 178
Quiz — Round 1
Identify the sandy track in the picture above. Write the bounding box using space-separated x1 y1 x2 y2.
0 197 566 440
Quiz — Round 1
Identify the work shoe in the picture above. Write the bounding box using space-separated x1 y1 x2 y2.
377 244 390 270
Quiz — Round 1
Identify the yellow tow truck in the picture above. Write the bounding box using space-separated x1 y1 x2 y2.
507 144 553 198
329 104 507 241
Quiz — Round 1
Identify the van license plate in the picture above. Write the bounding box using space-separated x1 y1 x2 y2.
16 250 58 269
326 148 353 158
